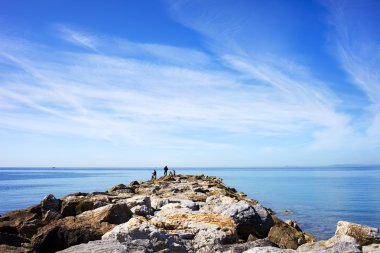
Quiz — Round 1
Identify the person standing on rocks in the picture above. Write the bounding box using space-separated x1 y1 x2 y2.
152 169 157 180
173 169 176 176
164 166 168 176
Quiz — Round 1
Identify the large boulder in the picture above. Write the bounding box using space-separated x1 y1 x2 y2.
60 196 81 217
0 205 41 230
297 234 361 253
151 197 198 211
57 239 126 253
267 221 314 249
60 194 112 217
102 217 187 252
41 194 61 213
201 195 238 213
123 195 151 209
31 203 132 252
222 200 274 239
335 221 380 246
0 205 44 244
130 205 154 217
75 203 132 225
150 197 170 210
151 211 237 252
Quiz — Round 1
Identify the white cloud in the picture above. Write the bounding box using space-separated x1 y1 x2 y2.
324 0 380 143
0 26 356 152
56 24 99 51
13 9 380 161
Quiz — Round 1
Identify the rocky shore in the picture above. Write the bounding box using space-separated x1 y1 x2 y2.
0 174 379 253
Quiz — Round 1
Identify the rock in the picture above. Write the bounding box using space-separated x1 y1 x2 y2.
124 195 151 209
0 206 41 229
335 221 380 246
128 180 140 186
201 195 238 213
108 184 135 194
243 247 296 252
60 197 81 217
169 198 198 210
153 203 194 223
363 243 380 253
192 221 237 252
0 205 43 242
77 203 132 224
151 197 198 211
285 220 301 232
43 210 62 222
194 187 209 193
220 239 278 253
282 210 294 215
31 216 114 252
41 194 61 213
57 239 126 253
151 197 170 210
108 184 127 192
60 195 111 217
151 212 237 252
74 200 95 215
0 244 30 253
297 234 361 253
130 205 154 217
268 221 314 249
0 232 29 247
102 217 187 252
247 234 258 242
222 200 274 239
18 219 42 239
93 200 109 209
31 203 131 252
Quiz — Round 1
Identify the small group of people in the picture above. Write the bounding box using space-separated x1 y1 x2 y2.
151 165 176 180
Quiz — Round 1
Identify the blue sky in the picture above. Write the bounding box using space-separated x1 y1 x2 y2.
0 0 379 167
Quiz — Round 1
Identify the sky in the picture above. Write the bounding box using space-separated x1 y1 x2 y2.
0 0 379 167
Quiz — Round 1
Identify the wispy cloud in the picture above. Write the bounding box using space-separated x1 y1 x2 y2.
56 24 99 51
164 1 366 150
324 0 380 143
0 24 356 152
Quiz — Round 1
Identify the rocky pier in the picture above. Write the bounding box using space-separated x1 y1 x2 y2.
0 174 379 253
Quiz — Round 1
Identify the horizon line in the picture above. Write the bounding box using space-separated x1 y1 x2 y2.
1 164 379 169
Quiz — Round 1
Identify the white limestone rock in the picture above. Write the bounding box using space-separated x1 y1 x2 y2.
363 243 380 253
297 234 361 253
201 195 238 213
243 247 296 253
336 221 380 246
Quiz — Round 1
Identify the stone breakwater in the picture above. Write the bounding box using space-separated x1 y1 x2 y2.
0 175 379 253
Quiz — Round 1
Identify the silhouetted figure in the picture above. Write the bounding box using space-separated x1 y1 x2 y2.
169 171 173 177
173 169 176 176
152 169 157 180
164 166 168 176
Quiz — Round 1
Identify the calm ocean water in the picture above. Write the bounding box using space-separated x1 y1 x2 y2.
0 166 379 240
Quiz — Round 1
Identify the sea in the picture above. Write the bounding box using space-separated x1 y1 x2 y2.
0 166 379 240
